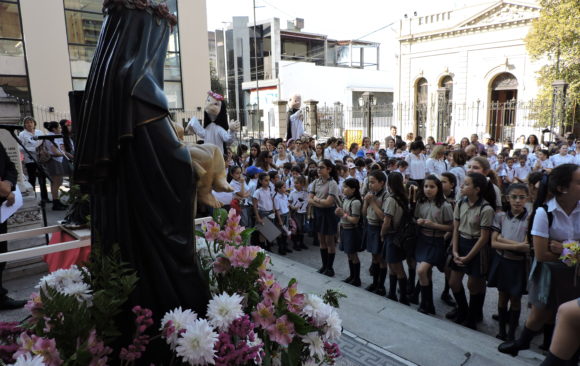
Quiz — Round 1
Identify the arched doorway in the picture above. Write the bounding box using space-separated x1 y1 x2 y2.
437 75 453 141
414 78 428 138
489 73 518 142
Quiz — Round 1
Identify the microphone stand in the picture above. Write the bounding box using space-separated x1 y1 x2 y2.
5 130 52 245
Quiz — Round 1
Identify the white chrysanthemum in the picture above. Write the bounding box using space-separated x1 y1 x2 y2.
323 310 342 341
301 294 332 326
176 319 218 365
160 307 198 348
11 354 46 366
61 282 93 306
207 292 244 331
302 332 325 360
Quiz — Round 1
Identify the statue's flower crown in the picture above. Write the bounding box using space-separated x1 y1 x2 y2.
103 0 178 27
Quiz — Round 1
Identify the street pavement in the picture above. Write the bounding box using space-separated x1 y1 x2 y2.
0 207 548 366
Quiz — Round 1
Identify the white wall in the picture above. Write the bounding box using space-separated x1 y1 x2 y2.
278 61 392 107
179 0 211 111
20 0 73 113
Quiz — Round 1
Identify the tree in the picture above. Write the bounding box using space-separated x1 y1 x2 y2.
525 0 580 130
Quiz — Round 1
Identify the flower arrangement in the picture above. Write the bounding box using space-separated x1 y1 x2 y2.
163 208 344 365
560 240 580 267
0 209 343 365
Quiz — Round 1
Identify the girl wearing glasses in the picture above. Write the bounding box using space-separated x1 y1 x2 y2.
308 159 340 277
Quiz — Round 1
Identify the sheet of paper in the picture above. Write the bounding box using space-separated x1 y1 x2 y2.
0 186 23 223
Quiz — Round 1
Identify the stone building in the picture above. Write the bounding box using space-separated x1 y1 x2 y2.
395 0 546 142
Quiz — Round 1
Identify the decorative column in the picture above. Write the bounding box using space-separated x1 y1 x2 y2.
273 100 288 139
304 99 319 137
550 80 569 134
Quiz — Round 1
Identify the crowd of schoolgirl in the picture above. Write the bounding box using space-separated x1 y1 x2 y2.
212 129 580 365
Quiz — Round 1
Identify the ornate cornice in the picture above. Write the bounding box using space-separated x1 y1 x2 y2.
400 2 540 43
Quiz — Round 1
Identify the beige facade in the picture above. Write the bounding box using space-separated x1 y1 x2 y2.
395 1 545 142
0 0 210 121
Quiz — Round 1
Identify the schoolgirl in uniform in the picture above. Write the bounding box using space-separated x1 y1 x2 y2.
308 159 340 277
440 172 458 307
363 171 390 295
273 181 291 255
253 172 274 250
288 175 308 251
449 172 497 329
414 175 454 315
467 156 503 210
335 178 363 286
448 150 467 195
499 164 580 360
488 183 530 341
381 172 410 304
228 166 250 225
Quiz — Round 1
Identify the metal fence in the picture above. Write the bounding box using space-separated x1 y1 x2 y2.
307 100 565 144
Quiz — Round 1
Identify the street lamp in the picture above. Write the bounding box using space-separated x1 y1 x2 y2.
358 92 376 140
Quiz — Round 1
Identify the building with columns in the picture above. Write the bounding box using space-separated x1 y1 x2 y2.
395 0 546 143
0 0 210 123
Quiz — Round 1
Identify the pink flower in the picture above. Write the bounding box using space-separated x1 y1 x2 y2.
252 299 275 329
15 333 63 366
203 221 221 242
213 256 231 274
230 246 260 268
258 272 275 290
223 245 236 259
266 315 295 347
24 293 43 318
227 208 241 226
263 282 282 305
284 283 305 313
219 226 243 244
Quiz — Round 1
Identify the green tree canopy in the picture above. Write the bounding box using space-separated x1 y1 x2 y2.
525 0 580 128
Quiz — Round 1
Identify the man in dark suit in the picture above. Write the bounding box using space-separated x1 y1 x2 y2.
389 125 404 149
0 142 26 309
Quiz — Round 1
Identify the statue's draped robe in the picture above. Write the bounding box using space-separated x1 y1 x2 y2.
74 5 210 359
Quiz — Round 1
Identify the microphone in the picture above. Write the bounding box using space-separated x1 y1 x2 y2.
0 124 24 132
33 135 63 140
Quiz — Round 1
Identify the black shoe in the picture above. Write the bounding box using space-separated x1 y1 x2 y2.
317 266 326 274
366 283 377 292
286 248 293 254
440 292 456 307
350 278 361 287
386 293 398 302
0 296 26 310
374 286 386 296
408 292 419 305
492 313 499 321
445 307 458 319
324 268 335 277
292 245 302 251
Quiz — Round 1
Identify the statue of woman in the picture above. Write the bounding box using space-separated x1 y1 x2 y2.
74 2 210 361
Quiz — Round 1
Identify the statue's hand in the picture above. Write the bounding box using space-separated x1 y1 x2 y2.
229 119 241 132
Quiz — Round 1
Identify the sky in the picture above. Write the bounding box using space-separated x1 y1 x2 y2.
206 0 477 71
206 0 475 42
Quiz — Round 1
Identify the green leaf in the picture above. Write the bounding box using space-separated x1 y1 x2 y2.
285 312 317 335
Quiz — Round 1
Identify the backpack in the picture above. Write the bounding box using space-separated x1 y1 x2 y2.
391 196 417 250
36 141 52 164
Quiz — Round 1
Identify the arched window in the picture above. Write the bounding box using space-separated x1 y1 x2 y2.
437 76 453 140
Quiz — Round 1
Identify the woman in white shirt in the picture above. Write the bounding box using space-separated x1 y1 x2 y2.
273 142 294 168
550 144 575 167
385 138 396 158
42 121 67 210
405 140 427 186
18 117 49 202
426 145 448 176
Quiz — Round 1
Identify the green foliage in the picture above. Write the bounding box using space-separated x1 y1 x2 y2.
525 0 580 128
25 245 137 364
322 289 347 309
